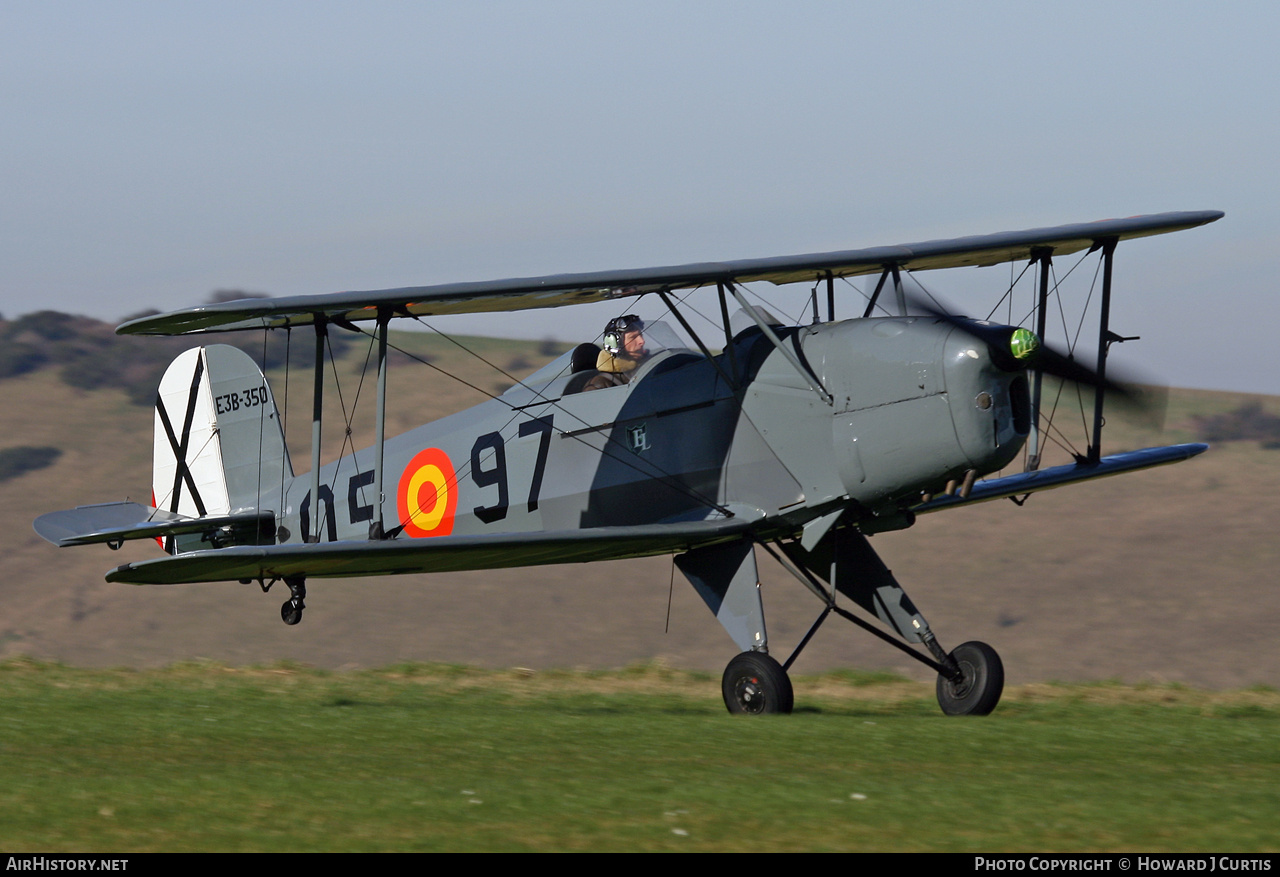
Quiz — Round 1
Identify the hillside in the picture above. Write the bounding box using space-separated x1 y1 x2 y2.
2 313 1278 689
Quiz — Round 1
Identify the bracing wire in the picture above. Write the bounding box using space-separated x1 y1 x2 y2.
329 315 738 533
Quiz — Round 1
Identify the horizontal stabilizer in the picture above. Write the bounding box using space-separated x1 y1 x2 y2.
34 502 274 548
105 517 751 585
914 443 1209 513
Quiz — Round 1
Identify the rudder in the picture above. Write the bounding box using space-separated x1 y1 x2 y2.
153 345 292 523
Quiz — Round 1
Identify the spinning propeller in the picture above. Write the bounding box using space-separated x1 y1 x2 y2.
899 277 1166 421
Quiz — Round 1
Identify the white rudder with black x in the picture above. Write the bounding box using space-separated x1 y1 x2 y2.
152 345 292 528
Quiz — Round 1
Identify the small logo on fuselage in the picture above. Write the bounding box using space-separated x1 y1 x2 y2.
626 423 650 453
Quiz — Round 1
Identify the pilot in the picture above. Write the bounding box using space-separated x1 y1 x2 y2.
584 314 649 391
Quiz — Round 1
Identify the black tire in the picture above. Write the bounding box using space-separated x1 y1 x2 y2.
722 652 794 715
936 641 1003 716
281 601 303 626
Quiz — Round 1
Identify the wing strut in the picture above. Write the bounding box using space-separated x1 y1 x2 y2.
725 280 833 405
862 268 891 318
715 283 740 379
371 306 390 539
1027 247 1052 471
307 317 327 542
302 310 394 542
1019 236 1132 471
1088 238 1118 464
657 290 737 390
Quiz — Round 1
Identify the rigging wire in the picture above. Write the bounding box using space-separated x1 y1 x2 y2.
308 329 366 540
733 279 822 327
983 258 1037 323
840 273 891 317
326 328 380 515
329 315 738 530
402 311 731 503
664 285 723 340
260 247 1132 533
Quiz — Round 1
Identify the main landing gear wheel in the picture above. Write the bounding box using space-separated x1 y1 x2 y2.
936 641 1004 716
722 652 794 715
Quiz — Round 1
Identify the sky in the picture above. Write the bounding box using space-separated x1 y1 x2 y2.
2 1 1276 393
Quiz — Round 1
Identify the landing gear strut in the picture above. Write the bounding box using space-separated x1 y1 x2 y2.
280 576 306 625
680 529 1009 716
695 531 1009 716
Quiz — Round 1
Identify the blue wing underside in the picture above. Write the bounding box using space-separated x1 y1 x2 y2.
913 443 1207 513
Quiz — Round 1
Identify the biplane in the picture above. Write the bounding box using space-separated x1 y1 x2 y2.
35 210 1223 716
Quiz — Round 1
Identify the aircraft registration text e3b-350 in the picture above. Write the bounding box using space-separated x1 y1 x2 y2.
35 210 1223 716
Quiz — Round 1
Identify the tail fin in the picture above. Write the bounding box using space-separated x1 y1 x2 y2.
153 345 292 522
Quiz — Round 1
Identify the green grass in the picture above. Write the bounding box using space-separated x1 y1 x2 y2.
0 660 1276 852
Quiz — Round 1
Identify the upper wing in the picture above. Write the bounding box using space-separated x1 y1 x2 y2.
117 211 1223 337
104 517 752 585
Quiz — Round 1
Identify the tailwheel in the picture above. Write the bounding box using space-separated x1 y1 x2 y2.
280 600 304 625
936 641 1003 716
722 652 793 715
279 576 306 626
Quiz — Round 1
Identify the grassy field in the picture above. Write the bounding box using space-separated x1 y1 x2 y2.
1 659 1276 852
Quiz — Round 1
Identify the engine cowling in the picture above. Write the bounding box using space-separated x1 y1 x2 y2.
807 317 1032 510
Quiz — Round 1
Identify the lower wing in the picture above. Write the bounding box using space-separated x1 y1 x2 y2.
105 517 752 585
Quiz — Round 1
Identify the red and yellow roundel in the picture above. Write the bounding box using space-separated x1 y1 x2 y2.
397 447 458 538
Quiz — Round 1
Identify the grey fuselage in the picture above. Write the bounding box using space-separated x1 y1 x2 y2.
274 318 1030 547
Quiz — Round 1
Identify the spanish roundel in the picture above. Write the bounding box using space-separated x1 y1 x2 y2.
396 447 458 538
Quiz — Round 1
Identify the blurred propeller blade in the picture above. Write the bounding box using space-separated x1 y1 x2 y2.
900 278 1165 421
